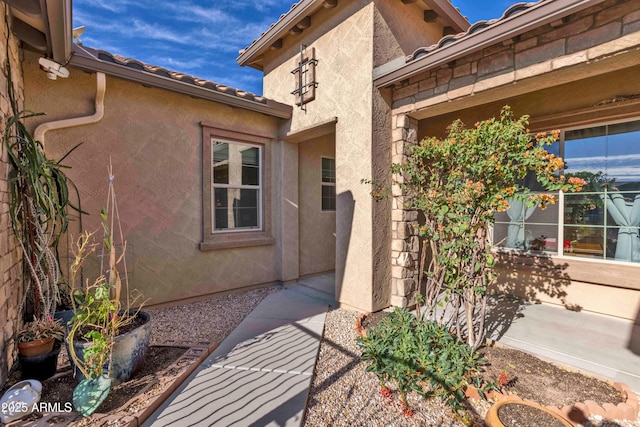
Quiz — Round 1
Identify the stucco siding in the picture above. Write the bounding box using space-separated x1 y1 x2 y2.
22 51 283 306
372 0 446 67
298 134 335 276
262 1 378 310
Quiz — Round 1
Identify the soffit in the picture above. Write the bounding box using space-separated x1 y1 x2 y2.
374 0 606 88
281 117 337 143
69 44 292 119
5 0 72 63
236 0 469 71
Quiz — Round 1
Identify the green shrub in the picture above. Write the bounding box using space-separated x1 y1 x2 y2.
356 306 486 415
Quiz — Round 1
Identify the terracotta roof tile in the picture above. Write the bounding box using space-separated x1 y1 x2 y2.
406 1 540 62
238 1 303 56
78 45 268 104
239 0 467 59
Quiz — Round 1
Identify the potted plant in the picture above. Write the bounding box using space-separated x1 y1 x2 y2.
15 317 64 357
2 98 83 382
65 165 150 416
14 317 65 381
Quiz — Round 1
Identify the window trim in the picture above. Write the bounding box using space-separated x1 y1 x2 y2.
211 140 263 233
200 123 274 251
492 115 640 269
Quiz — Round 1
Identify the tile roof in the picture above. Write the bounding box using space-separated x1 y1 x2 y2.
406 1 539 62
238 0 468 61
238 1 304 57
74 44 268 104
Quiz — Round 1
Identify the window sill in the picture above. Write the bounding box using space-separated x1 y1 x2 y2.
200 233 275 251
494 250 640 291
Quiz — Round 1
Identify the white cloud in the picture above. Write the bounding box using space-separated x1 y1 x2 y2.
81 0 133 13
163 3 233 24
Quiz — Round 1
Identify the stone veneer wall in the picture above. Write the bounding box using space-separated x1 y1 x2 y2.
389 114 419 308
0 3 25 388
391 0 640 113
388 0 640 307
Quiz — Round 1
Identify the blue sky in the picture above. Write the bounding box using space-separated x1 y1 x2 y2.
72 0 520 95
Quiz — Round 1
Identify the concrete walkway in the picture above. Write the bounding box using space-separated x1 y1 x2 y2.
144 272 640 426
142 277 335 427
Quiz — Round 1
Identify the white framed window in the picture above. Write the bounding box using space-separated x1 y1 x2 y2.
200 124 273 251
321 157 336 211
212 140 262 232
493 118 640 264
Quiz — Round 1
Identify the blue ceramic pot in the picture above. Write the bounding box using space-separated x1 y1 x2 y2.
69 311 151 385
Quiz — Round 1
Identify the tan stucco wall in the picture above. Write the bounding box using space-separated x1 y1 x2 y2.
490 251 640 322
22 51 284 306
0 4 24 388
298 134 335 276
262 0 380 310
260 0 441 311
372 0 446 66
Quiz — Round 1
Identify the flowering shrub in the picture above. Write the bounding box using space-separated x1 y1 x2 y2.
381 106 585 348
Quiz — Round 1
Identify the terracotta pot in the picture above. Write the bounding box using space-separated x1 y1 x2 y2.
17 337 54 357
485 396 574 427
355 312 370 337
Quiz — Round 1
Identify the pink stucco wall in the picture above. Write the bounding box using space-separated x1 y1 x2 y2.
22 51 284 307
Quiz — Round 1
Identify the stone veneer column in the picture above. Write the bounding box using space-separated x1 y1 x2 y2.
0 3 24 389
390 114 420 307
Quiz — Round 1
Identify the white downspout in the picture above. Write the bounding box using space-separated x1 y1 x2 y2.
34 72 106 145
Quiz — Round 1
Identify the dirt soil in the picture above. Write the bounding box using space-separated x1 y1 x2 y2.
361 311 626 409
478 346 625 407
39 346 187 413
1 346 187 420
4 313 629 425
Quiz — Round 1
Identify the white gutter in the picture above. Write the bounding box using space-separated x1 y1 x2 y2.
34 72 106 145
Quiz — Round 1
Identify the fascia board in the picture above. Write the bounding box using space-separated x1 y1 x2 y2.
423 0 469 32
236 0 326 67
45 0 73 63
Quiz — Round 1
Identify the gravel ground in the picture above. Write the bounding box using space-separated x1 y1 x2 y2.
146 285 281 345
303 308 482 427
112 288 640 427
303 308 640 427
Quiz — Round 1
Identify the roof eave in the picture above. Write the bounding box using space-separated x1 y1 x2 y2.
6 0 73 63
46 0 73 63
374 0 605 89
69 47 293 119
236 0 327 69
424 0 469 33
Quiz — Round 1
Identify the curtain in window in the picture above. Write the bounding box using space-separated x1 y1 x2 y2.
601 193 640 261
505 198 537 249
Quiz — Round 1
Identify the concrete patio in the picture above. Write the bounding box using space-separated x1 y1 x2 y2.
486 294 640 392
